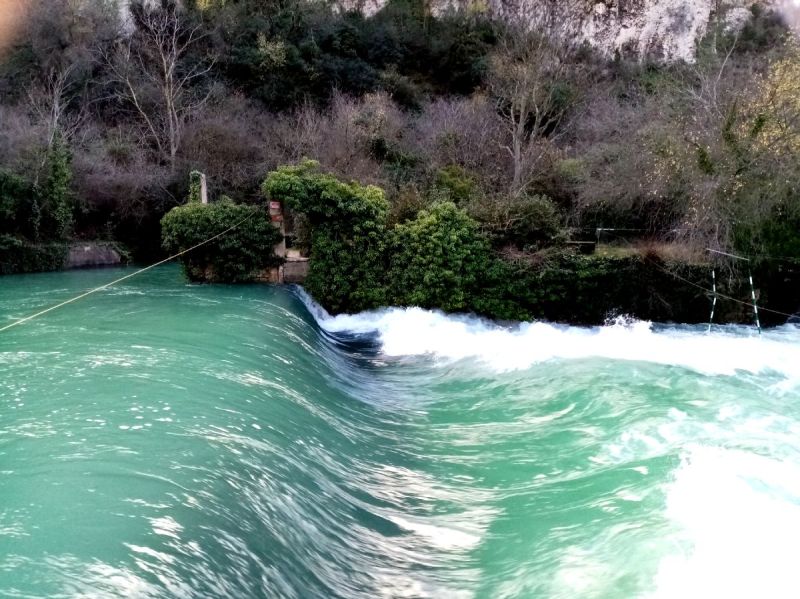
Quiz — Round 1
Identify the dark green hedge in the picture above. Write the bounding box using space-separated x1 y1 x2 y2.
0 235 68 275
478 253 712 324
161 200 283 283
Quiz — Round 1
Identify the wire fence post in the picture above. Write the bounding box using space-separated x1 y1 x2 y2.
748 268 762 335
708 268 717 333
706 249 765 335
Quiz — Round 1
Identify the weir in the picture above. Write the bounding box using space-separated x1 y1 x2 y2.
4 271 800 598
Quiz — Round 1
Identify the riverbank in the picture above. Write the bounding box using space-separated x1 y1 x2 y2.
0 239 129 275
5 237 795 328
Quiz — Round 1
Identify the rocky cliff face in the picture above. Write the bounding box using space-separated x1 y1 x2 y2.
341 0 783 62
582 0 727 62
501 0 780 62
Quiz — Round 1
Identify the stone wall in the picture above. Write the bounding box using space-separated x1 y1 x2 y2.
66 242 124 269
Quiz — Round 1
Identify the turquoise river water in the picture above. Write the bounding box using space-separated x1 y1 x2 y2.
2 265 800 599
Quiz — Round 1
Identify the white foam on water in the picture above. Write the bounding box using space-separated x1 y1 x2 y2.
646 445 800 599
295 289 800 378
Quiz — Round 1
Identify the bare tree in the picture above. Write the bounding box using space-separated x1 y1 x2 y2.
488 8 585 196
27 64 87 148
105 0 214 170
412 95 509 192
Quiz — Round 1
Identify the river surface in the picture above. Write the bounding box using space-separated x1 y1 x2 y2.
1 265 800 599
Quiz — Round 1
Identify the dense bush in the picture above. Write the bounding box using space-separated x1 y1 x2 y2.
474 194 563 249
265 163 500 313
0 171 35 238
433 165 478 205
1 0 798 325
0 137 75 244
161 199 283 282
212 0 497 110
263 164 508 315
388 202 492 311
260 164 742 324
0 235 67 275
38 136 74 241
263 161 390 312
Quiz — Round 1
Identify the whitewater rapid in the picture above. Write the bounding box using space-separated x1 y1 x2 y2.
296 287 800 379
296 287 800 599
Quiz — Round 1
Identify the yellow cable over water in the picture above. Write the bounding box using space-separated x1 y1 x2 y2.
0 208 258 334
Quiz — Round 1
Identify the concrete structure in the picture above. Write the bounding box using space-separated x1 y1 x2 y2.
260 201 310 284
66 242 124 269
284 250 310 283
199 173 208 204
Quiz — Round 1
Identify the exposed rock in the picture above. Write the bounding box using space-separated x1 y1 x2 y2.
110 0 798 62
66 242 124 269
581 0 715 62
336 0 776 62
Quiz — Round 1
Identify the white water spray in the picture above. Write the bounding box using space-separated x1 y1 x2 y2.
296 289 800 379
647 445 800 599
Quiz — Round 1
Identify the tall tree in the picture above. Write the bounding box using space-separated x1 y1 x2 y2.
488 6 584 196
106 0 214 170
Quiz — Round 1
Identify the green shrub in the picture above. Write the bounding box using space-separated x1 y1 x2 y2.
732 5 790 54
215 0 497 111
38 135 74 241
263 160 388 228
264 163 498 313
434 165 477 204
0 235 67 275
388 201 493 311
475 194 562 249
188 170 204 203
263 161 390 311
0 171 35 238
259 163 721 324
161 199 283 283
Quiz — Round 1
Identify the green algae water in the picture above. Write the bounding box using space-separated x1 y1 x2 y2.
2 265 800 599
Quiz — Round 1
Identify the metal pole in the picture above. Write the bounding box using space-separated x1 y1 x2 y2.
706 249 761 334
708 268 717 333
748 268 761 335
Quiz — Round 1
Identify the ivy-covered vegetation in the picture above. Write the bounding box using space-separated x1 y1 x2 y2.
161 200 283 283
262 162 776 323
263 161 499 314
0 235 67 275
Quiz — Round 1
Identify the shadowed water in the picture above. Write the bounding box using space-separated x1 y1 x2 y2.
1 265 799 598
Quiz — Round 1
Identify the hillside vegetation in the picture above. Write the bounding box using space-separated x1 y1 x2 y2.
1 0 798 319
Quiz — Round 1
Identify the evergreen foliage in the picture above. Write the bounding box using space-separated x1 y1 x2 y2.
38 135 74 241
264 161 390 312
2 0 799 325
388 202 491 311
188 170 204 203
264 163 505 314
161 199 283 282
0 171 36 238
0 235 67 275
212 0 497 110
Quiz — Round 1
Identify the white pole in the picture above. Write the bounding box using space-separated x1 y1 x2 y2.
708 268 717 333
749 269 761 335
